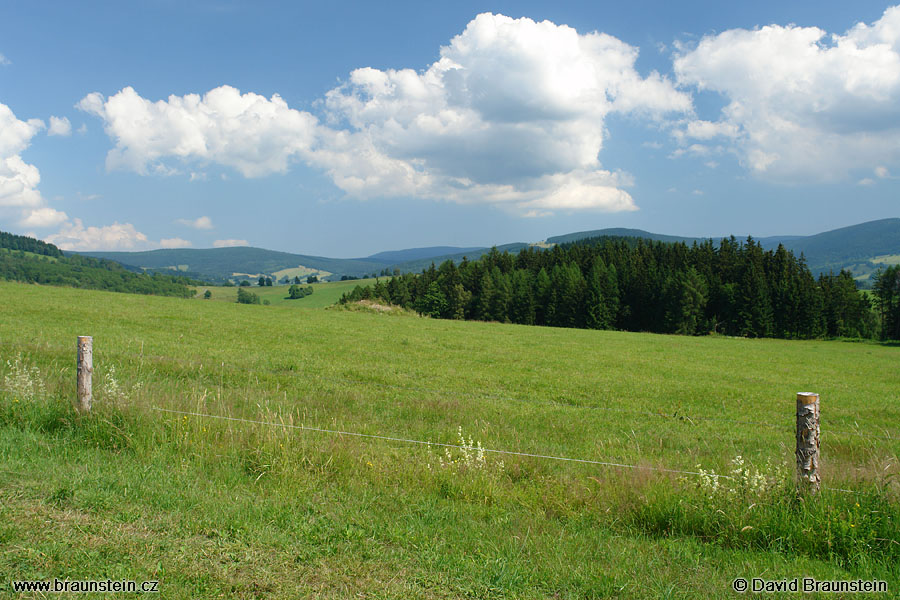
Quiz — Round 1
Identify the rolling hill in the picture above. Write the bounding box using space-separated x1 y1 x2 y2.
547 228 703 246
76 247 389 283
73 218 899 286
77 244 525 282
758 218 900 280
365 246 485 264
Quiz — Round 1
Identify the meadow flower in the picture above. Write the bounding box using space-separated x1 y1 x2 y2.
4 354 45 401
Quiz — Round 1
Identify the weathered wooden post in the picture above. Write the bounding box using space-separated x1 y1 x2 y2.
795 392 820 493
76 336 93 413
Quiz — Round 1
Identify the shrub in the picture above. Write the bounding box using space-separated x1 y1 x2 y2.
237 288 261 304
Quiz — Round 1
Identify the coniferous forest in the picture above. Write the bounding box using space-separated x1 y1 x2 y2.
340 236 898 340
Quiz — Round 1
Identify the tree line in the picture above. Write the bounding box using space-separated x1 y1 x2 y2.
339 236 897 340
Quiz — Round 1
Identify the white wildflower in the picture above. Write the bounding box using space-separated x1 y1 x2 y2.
3 354 45 401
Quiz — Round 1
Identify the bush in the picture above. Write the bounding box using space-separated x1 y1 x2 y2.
287 284 313 300
237 288 261 304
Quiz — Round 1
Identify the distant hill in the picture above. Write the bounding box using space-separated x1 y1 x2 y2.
365 246 485 264
547 228 703 246
77 247 388 282
390 242 531 273
757 218 900 281
79 244 532 282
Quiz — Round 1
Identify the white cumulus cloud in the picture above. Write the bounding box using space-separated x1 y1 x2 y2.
160 237 192 248
315 13 689 213
47 116 72 137
0 103 45 211
45 218 150 251
79 13 690 215
176 215 213 229
674 5 900 182
77 85 318 177
20 207 68 228
213 238 248 248
0 102 74 230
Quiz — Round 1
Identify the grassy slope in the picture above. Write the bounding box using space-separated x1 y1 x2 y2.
873 254 900 266
0 282 897 598
0 247 59 262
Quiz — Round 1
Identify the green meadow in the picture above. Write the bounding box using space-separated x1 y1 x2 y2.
195 278 380 308
1 281 898 598
873 254 900 266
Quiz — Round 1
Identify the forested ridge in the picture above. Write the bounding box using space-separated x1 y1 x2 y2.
0 231 63 257
0 231 201 298
341 236 899 340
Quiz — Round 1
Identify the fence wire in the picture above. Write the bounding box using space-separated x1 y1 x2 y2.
154 405 867 494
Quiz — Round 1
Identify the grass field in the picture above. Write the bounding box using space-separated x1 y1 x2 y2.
1 281 898 598
270 266 332 281
195 278 379 308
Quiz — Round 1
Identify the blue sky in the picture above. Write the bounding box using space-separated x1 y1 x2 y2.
1 1 898 256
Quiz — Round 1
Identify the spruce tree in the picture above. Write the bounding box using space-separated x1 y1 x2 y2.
873 265 900 339
509 269 535 325
604 264 621 327
476 270 496 321
490 267 512 323
534 267 552 325
585 257 609 329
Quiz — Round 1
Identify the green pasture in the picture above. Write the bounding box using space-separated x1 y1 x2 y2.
0 281 897 598
194 277 379 307
270 265 331 281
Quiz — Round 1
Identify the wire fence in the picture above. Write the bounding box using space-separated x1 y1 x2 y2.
1 338 895 440
151 406 862 494
0 384 870 495
0 341 890 496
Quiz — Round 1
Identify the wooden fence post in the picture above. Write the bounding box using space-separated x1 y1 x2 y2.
795 392 820 493
76 336 93 413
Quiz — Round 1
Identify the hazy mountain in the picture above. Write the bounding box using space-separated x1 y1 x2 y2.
365 246 485 264
389 243 531 273
547 228 703 245
760 218 900 281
